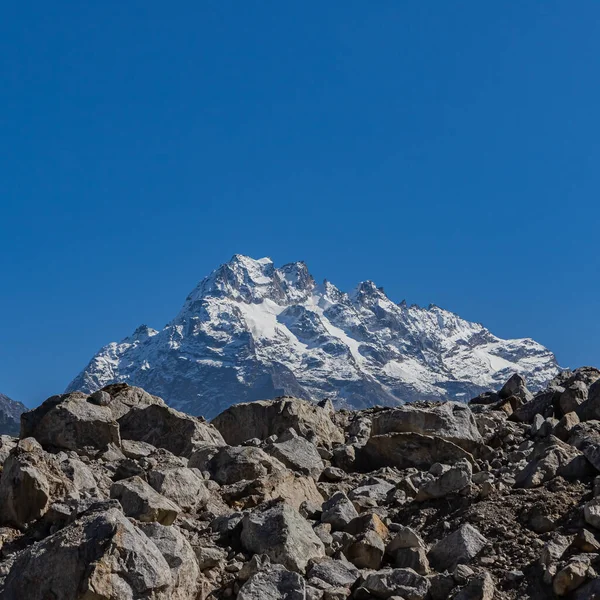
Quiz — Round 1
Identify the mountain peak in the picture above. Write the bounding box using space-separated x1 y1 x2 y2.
68 256 560 417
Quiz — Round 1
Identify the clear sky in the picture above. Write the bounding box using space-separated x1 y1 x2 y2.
1 2 600 407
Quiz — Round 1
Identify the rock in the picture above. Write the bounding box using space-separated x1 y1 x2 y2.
96 383 167 418
138 522 200 600
513 388 561 423
499 373 533 402
119 402 224 458
416 459 472 500
241 502 325 573
212 397 344 447
20 392 121 456
209 446 286 485
238 565 306 600
515 436 587 488
572 529 600 552
454 572 495 600
560 381 589 415
265 430 324 478
321 492 359 530
428 524 488 572
539 535 571 567
308 558 358 587
387 526 426 553
110 476 180 525
578 378 600 421
553 560 588 596
147 467 209 511
347 529 386 569
554 412 580 441
0 438 76 528
394 547 430 574
1 507 173 599
363 568 431 599
360 432 474 471
584 498 600 529
348 477 395 504
0 435 17 464
370 402 483 452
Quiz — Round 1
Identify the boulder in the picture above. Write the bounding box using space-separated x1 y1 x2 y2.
307 558 358 588
1 507 173 599
212 397 344 447
265 430 324 478
241 502 325 573
454 572 495 600
209 446 286 485
20 392 121 456
362 568 431 600
360 432 474 471
97 383 166 419
119 403 224 458
0 438 77 528
138 522 200 600
238 565 306 600
427 524 488 572
147 467 209 511
110 476 180 525
370 402 483 452
499 373 533 402
513 388 561 423
321 491 359 530
416 459 472 500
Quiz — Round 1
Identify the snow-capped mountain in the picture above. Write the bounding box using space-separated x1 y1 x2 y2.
67 255 560 418
0 392 27 436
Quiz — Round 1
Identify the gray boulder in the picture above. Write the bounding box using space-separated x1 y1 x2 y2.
1 507 173 599
370 402 483 452
238 565 306 600
110 476 180 525
307 558 358 588
428 524 488 571
119 403 224 458
20 392 121 456
138 522 200 600
416 459 472 500
360 432 474 471
0 438 77 529
212 397 344 447
209 445 286 485
241 502 326 573
147 467 209 511
363 568 431 599
321 491 359 530
265 429 324 478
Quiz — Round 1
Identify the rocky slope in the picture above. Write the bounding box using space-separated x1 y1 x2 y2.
0 392 26 436
3 368 600 598
67 254 559 417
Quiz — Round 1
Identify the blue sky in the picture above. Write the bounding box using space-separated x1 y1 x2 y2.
1 2 600 406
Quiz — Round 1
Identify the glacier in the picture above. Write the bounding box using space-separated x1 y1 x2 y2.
66 254 560 418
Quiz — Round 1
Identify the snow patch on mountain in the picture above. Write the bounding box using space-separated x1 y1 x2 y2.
67 255 560 418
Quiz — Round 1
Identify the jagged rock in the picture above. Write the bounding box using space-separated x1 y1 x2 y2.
577 378 600 421
0 435 17 464
513 388 562 423
428 524 488 572
119 403 224 458
553 559 588 596
361 432 473 471
209 445 286 485
584 498 600 529
147 467 209 511
394 547 430 574
138 522 200 600
110 476 180 525
20 392 121 456
0 438 77 528
307 558 358 587
348 477 395 504
499 373 533 402
238 564 306 600
554 412 580 441
362 568 431 599
212 397 344 447
265 429 324 478
321 491 359 530
515 436 588 488
1 507 173 599
454 571 495 600
370 403 483 452
241 502 325 573
560 381 589 415
416 459 472 500
387 526 426 553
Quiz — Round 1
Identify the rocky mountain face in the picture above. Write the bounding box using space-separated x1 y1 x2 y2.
0 392 26 436
2 369 600 598
67 255 560 417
